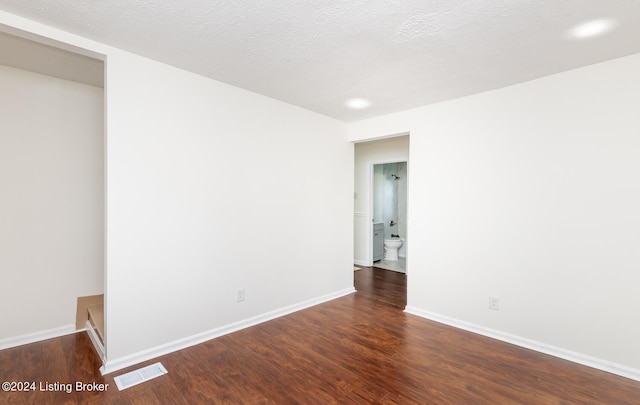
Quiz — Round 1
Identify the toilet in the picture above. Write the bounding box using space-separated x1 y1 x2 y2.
383 238 403 261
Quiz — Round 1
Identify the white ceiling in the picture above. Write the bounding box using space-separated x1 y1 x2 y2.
1 0 640 122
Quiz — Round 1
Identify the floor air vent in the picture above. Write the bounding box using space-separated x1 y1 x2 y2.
114 362 168 391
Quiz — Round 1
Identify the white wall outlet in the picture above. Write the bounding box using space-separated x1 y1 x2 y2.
489 296 500 311
236 288 245 302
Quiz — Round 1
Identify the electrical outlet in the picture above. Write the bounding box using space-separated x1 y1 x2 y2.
236 288 245 302
489 296 499 311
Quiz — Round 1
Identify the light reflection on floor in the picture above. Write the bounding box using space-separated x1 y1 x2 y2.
373 257 406 273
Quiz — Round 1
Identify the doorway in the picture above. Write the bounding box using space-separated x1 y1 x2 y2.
353 135 409 281
371 161 407 273
0 29 106 354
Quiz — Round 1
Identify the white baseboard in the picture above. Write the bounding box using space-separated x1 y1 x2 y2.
354 259 369 267
85 320 105 363
405 306 640 382
0 324 76 351
101 287 356 375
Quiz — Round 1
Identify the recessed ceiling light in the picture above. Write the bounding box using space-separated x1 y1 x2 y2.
568 19 617 40
345 98 372 110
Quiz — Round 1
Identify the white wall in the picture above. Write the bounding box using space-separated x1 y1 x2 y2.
348 53 640 373
0 65 104 341
104 51 354 364
1 11 354 371
354 136 409 265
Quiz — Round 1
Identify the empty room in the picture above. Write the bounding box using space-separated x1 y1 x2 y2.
1 1 639 404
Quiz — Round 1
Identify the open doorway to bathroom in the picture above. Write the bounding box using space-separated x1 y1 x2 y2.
371 161 407 273
353 135 409 276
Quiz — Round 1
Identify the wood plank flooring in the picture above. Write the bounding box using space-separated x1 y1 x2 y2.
1 266 640 404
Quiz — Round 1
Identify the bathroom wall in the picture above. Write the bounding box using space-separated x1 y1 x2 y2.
0 64 104 343
354 136 409 265
373 162 407 256
348 53 640 375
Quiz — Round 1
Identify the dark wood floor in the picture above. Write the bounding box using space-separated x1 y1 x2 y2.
2 266 640 404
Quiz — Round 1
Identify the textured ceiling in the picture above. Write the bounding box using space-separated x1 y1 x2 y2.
1 0 640 122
